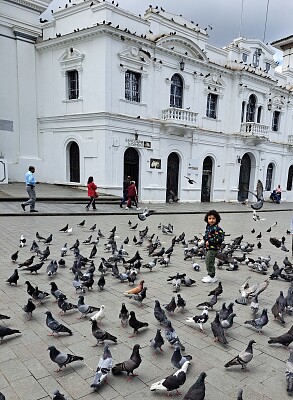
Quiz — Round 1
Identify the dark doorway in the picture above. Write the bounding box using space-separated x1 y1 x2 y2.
238 153 251 201
201 157 213 202
124 148 139 188
69 141 80 183
166 152 179 202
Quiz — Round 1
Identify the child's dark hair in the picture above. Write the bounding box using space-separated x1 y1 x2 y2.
204 209 221 224
87 176 94 184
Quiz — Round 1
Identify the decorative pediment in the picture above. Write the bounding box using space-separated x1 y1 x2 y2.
156 36 208 61
118 46 150 69
59 48 84 72
271 95 285 111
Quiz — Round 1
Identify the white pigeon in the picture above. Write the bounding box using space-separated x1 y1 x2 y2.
66 227 73 235
19 234 26 248
90 305 106 323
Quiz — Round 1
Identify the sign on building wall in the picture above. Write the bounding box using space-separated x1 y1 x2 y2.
187 158 199 171
150 158 161 169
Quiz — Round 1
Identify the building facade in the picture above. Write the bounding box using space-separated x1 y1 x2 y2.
1 0 293 202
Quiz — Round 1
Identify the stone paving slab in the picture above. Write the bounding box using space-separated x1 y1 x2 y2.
0 210 293 399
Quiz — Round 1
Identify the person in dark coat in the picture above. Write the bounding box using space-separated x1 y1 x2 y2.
86 176 98 211
120 176 131 208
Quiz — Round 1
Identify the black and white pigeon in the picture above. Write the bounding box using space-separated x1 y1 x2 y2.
47 345 84 372
45 311 72 336
286 348 293 395
186 307 209 332
112 344 142 380
150 329 165 354
211 312 228 344
224 340 256 370
77 295 100 318
61 243 68 257
91 344 113 390
150 361 189 394
119 303 129 326
128 311 148 337
164 320 185 351
22 298 36 320
6 269 19 285
154 300 168 325
183 372 206 400
91 319 117 345
244 308 268 334
0 326 21 344
268 325 293 347
52 389 66 400
171 346 192 369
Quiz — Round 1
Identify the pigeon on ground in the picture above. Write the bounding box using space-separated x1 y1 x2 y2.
57 294 78 315
59 224 69 233
46 260 58 276
164 296 177 314
112 344 141 379
90 305 106 324
150 329 165 354
176 294 186 312
268 325 293 347
119 303 129 326
150 361 189 394
47 345 84 372
52 389 66 400
45 311 72 336
44 234 53 245
6 269 19 285
22 298 36 320
49 282 64 301
186 307 209 332
250 295 259 315
91 344 113 390
39 246 50 261
286 348 293 395
61 243 68 257
124 280 144 296
171 346 192 369
91 319 117 345
25 280 36 296
224 340 256 370
90 224 97 231
220 313 236 330
197 293 218 309
183 372 206 400
154 300 168 325
36 232 46 242
32 287 50 304
208 281 223 296
128 311 148 337
164 320 185 350
22 261 44 274
211 312 228 344
271 300 286 324
11 250 19 262
97 275 106 290
72 274 85 293
128 287 148 306
0 314 10 320
0 326 21 344
77 296 100 318
237 388 243 400
244 308 268 334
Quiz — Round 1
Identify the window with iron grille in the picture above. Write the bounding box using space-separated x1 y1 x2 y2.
246 94 256 122
272 111 280 131
206 93 218 119
170 74 183 108
67 70 79 100
125 71 141 102
265 163 273 191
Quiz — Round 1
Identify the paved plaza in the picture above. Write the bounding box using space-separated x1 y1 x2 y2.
0 184 293 399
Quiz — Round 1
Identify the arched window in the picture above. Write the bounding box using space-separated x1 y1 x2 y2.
287 165 293 191
265 163 273 191
241 101 246 123
257 106 262 123
170 74 183 108
246 94 256 122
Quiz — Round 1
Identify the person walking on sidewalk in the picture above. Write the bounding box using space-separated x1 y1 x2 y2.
202 209 224 283
21 166 38 212
86 176 98 211
125 181 140 210
120 175 131 208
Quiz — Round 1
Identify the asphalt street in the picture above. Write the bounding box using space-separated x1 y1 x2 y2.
0 186 293 399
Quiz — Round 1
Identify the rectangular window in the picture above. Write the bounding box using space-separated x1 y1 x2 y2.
125 71 141 102
67 70 79 100
272 111 280 131
206 93 218 119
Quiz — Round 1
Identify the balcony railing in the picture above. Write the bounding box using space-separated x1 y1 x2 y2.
162 108 197 125
240 122 269 137
288 135 293 144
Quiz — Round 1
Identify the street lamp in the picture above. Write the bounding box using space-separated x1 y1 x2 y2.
179 59 185 71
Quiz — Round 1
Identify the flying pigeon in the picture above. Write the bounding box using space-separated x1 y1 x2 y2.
224 340 256 370
47 345 84 372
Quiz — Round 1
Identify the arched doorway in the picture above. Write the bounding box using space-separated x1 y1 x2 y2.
124 148 139 188
238 153 251 201
201 157 213 202
166 152 179 202
68 141 80 183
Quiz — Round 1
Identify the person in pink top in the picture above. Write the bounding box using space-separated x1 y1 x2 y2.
86 176 98 211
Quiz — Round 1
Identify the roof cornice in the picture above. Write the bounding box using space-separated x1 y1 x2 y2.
5 0 50 13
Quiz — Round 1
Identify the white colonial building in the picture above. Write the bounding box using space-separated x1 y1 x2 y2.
1 0 293 203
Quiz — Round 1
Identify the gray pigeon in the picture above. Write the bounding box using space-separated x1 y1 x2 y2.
47 345 84 372
171 346 192 369
224 340 256 370
286 348 293 395
164 320 185 351
183 372 206 400
46 260 58 276
112 344 141 379
77 295 100 318
150 329 165 354
211 313 228 344
250 295 259 315
154 300 168 324
271 300 286 324
0 392 5 400
52 389 66 399
119 303 129 326
45 311 72 336
220 313 236 330
91 344 113 390
244 308 268 333
268 325 293 347
91 319 117 345
237 388 243 400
